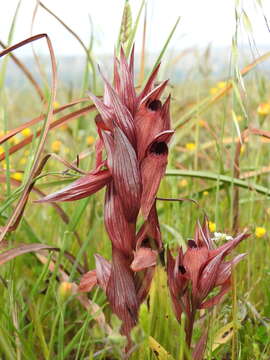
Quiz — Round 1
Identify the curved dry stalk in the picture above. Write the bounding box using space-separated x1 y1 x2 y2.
174 51 270 130
0 40 45 101
0 104 95 161
0 97 90 146
37 1 96 85
0 34 57 241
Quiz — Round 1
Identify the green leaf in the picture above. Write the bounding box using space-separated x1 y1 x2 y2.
166 169 270 197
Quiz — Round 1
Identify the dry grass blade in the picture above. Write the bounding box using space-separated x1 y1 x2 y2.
233 127 270 232
0 104 95 161
0 34 57 241
174 51 270 129
0 97 90 146
38 1 95 77
0 243 57 266
0 40 45 101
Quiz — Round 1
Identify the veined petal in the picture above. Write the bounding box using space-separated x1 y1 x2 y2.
140 80 169 107
98 67 136 145
79 270 97 292
198 252 224 301
129 44 135 80
183 247 209 293
199 280 231 309
113 55 121 93
102 129 114 170
112 126 141 221
168 249 188 297
135 266 155 305
194 219 212 249
167 250 187 321
104 182 135 254
209 232 249 260
106 248 139 336
119 46 136 115
160 95 171 131
135 83 172 161
130 247 157 272
95 254 111 291
138 63 161 101
36 169 111 203
88 92 113 129
136 202 162 251
215 253 246 286
140 131 174 218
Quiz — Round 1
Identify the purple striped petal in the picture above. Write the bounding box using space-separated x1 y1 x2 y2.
112 126 141 221
140 131 174 217
36 169 111 203
104 182 136 255
106 248 139 336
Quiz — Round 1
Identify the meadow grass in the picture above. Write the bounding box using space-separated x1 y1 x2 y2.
0 1 270 359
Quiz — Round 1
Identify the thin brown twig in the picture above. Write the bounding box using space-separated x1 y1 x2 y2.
0 40 45 102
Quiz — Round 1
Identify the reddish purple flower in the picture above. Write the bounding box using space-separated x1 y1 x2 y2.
37 47 174 338
167 219 248 349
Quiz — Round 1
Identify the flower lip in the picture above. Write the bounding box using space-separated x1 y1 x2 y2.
147 99 162 111
149 141 168 155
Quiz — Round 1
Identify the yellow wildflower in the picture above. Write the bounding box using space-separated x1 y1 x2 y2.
185 143 196 151
19 158 27 165
51 140 62 152
53 101 60 109
0 146 4 154
12 172 23 181
21 128 32 137
208 221 216 232
236 115 243 122
0 130 5 137
178 179 188 188
58 281 73 300
210 87 218 95
203 191 209 196
199 119 207 128
217 81 227 89
87 136 95 146
257 103 270 116
255 226 266 238
240 145 245 154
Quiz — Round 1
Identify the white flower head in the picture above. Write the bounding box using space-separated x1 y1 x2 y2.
212 232 233 242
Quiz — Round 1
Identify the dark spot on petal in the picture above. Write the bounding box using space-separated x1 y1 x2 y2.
147 99 162 111
178 265 186 274
141 237 150 247
150 141 168 155
188 240 197 248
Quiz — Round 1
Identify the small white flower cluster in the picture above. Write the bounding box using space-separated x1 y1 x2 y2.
212 232 233 242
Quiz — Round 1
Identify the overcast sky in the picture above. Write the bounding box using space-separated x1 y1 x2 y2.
0 0 269 57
